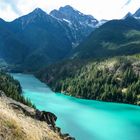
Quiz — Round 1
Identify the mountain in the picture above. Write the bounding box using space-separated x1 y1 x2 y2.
0 6 100 71
8 8 75 71
0 8 75 71
71 16 140 59
1 6 140 72
133 8 140 18
36 7 140 106
0 19 28 65
50 5 99 47
124 12 132 19
124 8 140 19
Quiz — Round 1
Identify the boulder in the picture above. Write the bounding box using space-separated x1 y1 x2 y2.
36 110 57 127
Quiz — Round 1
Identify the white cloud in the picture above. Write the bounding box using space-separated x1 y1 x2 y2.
0 2 19 21
0 0 139 21
122 0 140 14
124 0 132 6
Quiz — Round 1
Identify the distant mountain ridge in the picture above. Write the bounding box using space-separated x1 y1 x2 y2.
0 6 100 71
133 8 140 18
71 16 140 59
0 6 140 71
124 8 140 19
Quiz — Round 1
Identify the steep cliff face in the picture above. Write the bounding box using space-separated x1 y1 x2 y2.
0 91 75 140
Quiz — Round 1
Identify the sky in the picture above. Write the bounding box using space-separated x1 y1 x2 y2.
0 0 140 21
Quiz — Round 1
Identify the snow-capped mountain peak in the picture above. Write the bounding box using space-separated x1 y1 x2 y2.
50 5 98 25
30 8 48 18
50 5 99 45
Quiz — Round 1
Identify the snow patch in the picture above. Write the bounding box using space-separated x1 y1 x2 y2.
134 16 140 19
63 18 72 25
72 42 79 48
96 20 107 27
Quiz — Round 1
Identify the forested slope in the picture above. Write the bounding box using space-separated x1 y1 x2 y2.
37 55 140 105
0 72 34 107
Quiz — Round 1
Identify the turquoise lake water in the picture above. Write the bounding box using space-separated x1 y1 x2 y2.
11 73 140 140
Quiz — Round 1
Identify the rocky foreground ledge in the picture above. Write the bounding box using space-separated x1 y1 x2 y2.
0 91 75 140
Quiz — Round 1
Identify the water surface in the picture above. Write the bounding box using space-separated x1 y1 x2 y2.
12 73 140 140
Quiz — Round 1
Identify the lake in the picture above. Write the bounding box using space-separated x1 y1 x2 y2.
11 73 140 140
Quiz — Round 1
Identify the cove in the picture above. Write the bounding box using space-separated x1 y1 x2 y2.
11 73 140 140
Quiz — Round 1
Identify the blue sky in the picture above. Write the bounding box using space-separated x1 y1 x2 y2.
0 0 139 21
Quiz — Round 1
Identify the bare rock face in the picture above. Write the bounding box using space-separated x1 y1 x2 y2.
35 110 75 140
36 110 57 127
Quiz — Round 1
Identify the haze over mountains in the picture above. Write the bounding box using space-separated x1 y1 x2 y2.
0 5 140 71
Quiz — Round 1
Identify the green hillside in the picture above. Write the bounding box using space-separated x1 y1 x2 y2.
37 55 140 105
72 17 140 59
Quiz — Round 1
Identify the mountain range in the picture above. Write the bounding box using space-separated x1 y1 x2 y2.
0 5 100 71
0 6 140 71
72 16 140 59
35 8 140 106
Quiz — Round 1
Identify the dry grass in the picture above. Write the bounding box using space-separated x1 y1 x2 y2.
0 98 62 140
